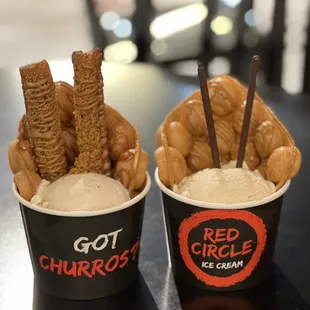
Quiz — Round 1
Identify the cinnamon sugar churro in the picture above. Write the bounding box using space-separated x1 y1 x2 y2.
19 60 67 181
70 49 111 176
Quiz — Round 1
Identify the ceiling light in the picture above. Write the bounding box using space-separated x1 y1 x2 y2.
99 12 120 31
211 16 233 36
150 3 208 39
104 40 138 64
113 18 132 38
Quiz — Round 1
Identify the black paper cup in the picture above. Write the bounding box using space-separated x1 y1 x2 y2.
13 173 151 300
155 168 290 291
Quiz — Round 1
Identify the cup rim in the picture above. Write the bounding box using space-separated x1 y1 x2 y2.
13 172 151 217
155 168 290 209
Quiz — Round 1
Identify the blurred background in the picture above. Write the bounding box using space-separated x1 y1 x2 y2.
2 0 310 94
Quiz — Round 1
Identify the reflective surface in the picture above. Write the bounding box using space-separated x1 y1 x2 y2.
0 62 309 309
178 267 310 310
30 267 309 310
33 271 159 310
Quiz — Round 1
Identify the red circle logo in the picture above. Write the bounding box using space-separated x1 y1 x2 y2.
179 210 267 288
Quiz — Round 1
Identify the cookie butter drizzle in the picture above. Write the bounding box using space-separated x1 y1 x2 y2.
20 60 67 181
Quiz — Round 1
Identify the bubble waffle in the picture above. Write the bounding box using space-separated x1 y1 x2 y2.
155 75 301 191
9 50 148 201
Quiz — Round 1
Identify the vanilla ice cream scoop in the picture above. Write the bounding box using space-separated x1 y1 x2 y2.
30 173 130 211
173 164 275 204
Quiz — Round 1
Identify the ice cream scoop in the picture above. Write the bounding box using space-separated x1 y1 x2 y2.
31 173 130 211
173 163 275 204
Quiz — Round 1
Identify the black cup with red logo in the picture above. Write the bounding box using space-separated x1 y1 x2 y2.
155 169 290 291
13 173 151 300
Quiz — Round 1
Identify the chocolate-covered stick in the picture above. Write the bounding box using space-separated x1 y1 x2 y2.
198 62 221 168
237 55 260 168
